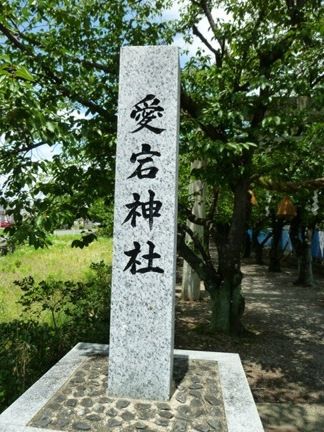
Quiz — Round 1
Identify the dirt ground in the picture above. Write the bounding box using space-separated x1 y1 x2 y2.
174 259 324 406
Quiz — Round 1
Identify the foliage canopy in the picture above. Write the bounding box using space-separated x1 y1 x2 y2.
0 0 323 332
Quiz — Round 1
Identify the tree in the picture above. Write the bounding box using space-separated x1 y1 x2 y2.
254 106 324 281
0 0 174 246
176 0 323 333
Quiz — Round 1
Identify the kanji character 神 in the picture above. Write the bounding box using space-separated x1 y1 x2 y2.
123 189 162 230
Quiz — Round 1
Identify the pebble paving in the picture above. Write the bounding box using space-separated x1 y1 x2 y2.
29 355 228 432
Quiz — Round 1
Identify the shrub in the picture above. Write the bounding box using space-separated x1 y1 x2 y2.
0 320 61 412
0 261 111 413
15 261 111 339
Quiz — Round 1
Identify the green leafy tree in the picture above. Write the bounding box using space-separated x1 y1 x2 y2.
254 107 323 281
176 0 323 333
0 0 174 245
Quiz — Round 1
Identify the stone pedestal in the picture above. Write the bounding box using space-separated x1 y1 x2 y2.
0 343 265 432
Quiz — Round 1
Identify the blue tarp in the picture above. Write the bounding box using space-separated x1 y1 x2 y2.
247 228 324 259
312 230 323 259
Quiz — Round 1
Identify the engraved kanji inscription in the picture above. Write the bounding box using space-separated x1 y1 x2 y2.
123 189 162 230
130 94 165 134
128 143 161 179
123 241 164 274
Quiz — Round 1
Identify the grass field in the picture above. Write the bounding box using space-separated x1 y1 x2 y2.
0 234 112 322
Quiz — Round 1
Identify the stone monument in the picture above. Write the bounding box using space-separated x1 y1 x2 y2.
108 45 180 401
0 45 264 432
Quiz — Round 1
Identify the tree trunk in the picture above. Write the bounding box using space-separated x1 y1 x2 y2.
269 214 284 272
254 242 264 264
182 160 206 301
296 239 314 286
178 179 249 334
289 210 315 287
252 225 264 264
209 282 231 333
212 180 249 334
243 231 251 258
208 270 244 334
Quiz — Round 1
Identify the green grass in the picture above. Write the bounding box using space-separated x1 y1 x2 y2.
0 235 112 322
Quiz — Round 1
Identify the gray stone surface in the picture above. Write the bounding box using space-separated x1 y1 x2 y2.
176 350 265 432
0 343 264 432
109 46 180 401
28 356 227 432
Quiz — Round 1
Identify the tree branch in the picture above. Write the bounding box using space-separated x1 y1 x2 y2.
193 0 225 58
15 28 117 74
180 86 201 118
192 24 220 65
261 232 272 247
250 91 268 129
181 223 213 266
251 22 303 130
181 87 227 141
207 186 219 220
178 203 212 228
311 73 324 88
177 231 207 282
0 23 116 125
285 0 307 26
5 141 49 155
233 10 265 92
258 177 324 192
177 228 220 287
0 23 28 52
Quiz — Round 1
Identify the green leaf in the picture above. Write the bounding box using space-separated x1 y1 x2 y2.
15 67 34 81
46 121 56 133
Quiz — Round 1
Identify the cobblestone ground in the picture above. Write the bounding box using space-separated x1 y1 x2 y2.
30 357 227 432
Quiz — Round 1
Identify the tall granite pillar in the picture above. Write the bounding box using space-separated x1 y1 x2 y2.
108 46 180 401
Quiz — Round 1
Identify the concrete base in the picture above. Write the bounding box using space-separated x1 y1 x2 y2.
0 343 264 432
